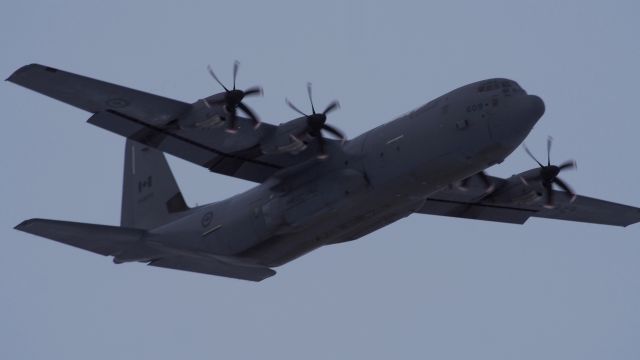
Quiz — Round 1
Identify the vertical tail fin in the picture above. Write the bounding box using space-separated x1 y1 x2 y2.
121 139 189 229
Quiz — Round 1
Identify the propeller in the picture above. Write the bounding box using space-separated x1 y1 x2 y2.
459 171 495 193
285 83 345 159
205 61 263 133
521 136 577 208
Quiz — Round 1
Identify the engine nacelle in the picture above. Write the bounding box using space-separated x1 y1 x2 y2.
260 117 309 155
486 169 544 205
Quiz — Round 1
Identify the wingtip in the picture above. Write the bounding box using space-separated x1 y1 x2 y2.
6 63 51 83
256 269 277 282
623 211 640 227
14 218 38 231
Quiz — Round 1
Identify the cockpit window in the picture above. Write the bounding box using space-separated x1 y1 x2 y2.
478 81 499 92
479 80 525 94
501 80 525 94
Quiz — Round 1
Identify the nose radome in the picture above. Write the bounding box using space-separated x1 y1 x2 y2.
528 95 545 119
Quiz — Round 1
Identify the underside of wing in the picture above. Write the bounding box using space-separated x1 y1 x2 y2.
87 110 282 182
417 198 533 224
7 64 190 125
7 64 321 183
532 195 640 227
418 174 640 227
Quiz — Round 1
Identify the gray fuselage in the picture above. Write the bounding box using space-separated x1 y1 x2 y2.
151 78 545 267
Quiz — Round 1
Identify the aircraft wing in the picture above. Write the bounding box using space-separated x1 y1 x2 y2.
416 175 640 227
7 64 317 183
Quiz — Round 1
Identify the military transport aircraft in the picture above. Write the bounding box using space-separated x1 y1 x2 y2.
8 62 640 281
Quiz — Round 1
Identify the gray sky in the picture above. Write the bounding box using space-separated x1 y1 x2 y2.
2 1 639 359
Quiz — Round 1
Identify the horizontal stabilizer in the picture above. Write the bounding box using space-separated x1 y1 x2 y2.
148 256 276 282
15 218 144 256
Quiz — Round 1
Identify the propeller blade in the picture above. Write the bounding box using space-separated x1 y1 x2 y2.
323 100 340 115
243 86 263 97
459 171 494 192
558 160 577 171
316 135 327 159
306 82 316 114
553 177 576 200
459 177 471 190
286 98 308 117
523 144 544 168
477 171 495 192
226 109 238 133
233 60 239 90
207 65 229 92
321 123 346 141
546 136 553 166
544 183 555 208
237 102 261 128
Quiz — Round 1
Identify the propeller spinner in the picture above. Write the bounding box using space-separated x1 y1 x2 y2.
522 136 577 208
205 61 262 133
286 83 345 159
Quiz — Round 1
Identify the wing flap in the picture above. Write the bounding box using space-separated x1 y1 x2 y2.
417 198 532 224
87 110 279 182
148 256 276 282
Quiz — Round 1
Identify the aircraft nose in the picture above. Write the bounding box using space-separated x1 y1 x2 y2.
487 94 544 152
528 95 545 119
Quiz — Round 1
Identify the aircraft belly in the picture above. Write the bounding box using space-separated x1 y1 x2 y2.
280 168 369 228
239 190 425 267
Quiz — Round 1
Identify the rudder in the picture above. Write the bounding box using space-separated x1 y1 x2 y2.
121 139 189 229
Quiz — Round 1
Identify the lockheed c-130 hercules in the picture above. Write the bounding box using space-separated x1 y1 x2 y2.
8 62 640 281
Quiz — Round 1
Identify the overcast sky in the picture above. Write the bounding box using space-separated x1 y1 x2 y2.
2 1 639 359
